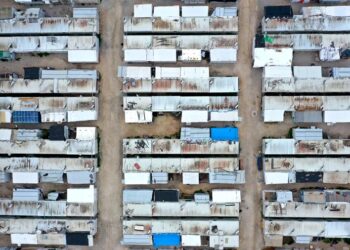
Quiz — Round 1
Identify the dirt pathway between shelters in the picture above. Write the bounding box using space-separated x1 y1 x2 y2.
93 0 126 249
235 0 265 249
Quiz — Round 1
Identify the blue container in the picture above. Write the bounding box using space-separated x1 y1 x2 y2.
12 111 40 124
210 127 239 141
153 233 180 248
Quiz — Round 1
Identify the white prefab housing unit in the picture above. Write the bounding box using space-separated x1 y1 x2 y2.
253 48 293 68
67 185 96 203
212 190 241 203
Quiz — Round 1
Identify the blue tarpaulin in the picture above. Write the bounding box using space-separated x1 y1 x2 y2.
12 111 40 123
210 127 239 141
152 233 180 248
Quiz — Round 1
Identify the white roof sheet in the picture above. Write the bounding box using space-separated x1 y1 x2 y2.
253 48 293 68
325 222 350 237
153 6 180 17
67 110 98 122
264 110 285 122
134 4 152 18
182 6 208 17
302 6 350 17
0 129 12 140
324 111 350 123
183 172 199 184
124 49 177 62
210 48 237 63
68 50 98 63
11 234 38 245
212 190 241 203
182 235 201 246
67 185 95 203
76 127 96 140
210 111 239 121
181 110 208 123
124 173 150 185
264 172 290 184
12 172 39 184
264 67 293 78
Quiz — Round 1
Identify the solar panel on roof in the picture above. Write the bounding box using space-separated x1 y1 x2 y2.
12 111 40 124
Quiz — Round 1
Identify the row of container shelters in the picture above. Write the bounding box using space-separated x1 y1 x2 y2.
123 158 244 185
123 35 237 50
125 5 238 33
264 219 350 247
133 4 237 18
0 36 99 63
121 219 239 248
123 189 241 217
123 96 239 123
264 157 350 184
263 138 350 155
262 5 350 32
123 137 239 155
4 218 96 247
0 96 98 123
0 7 99 35
262 66 350 93
259 33 350 61
0 185 97 217
123 128 243 184
0 127 98 155
262 95 350 123
263 189 350 218
119 66 239 93
0 68 98 94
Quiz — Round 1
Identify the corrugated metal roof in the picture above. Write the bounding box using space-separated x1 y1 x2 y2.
333 67 350 78
292 128 323 141
180 127 210 141
151 172 168 184
67 171 96 184
209 172 245 184
194 193 210 203
13 189 41 201
121 234 152 246
293 66 322 78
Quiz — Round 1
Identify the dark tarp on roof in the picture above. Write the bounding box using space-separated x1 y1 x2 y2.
153 190 179 202
255 34 265 48
24 67 40 80
264 6 293 19
48 125 66 141
296 172 323 183
293 111 323 123
66 233 89 246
